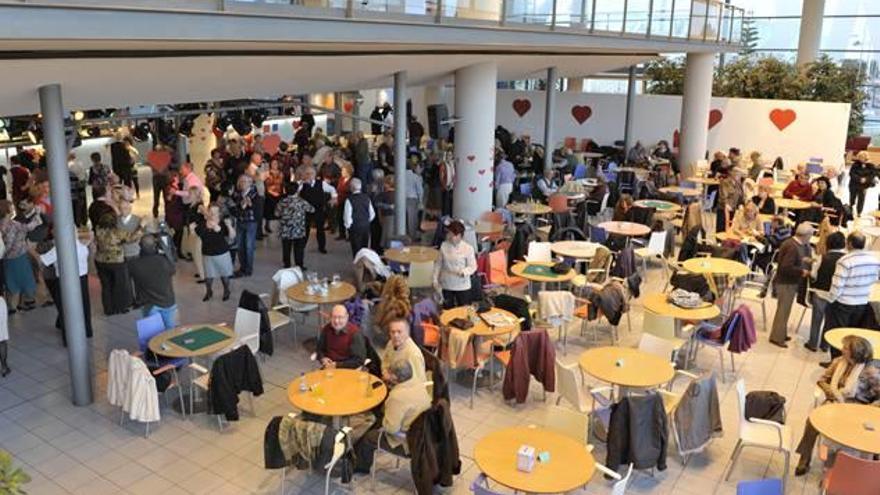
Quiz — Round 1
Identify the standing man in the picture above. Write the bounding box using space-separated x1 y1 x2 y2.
351 131 372 184
315 305 367 369
148 145 172 218
494 152 516 208
128 234 178 329
110 135 135 192
343 178 375 257
404 158 424 241
822 232 880 363
298 165 337 254
769 223 814 348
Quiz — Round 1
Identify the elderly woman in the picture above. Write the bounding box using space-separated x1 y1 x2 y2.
751 183 776 215
435 220 477 309
730 202 763 239
794 336 880 475
94 211 142 315
276 182 315 270
0 200 40 312
195 204 234 301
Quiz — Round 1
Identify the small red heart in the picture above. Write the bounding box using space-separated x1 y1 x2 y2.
512 99 532 118
467 155 476 162
478 169 486 175
147 150 172 169
468 186 477 193
571 105 592 125
489 181 494 188
262 134 282 155
769 109 797 131
708 109 723 130
343 101 354 113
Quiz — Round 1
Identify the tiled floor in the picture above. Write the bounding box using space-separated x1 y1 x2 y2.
0 181 833 494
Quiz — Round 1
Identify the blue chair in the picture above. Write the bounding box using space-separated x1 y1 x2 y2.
573 163 588 179
806 163 823 175
702 190 717 212
137 314 187 369
693 312 741 382
519 182 533 197
589 225 607 244
737 478 783 495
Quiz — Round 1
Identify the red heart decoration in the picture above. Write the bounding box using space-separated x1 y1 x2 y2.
489 181 494 188
262 134 282 155
571 105 592 125
512 99 532 118
468 186 478 193
147 150 172 169
672 129 680 148
467 155 476 162
343 101 354 113
478 169 486 175
708 109 723 130
769 109 797 131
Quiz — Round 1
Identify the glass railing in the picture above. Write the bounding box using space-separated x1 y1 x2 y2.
31 0 743 45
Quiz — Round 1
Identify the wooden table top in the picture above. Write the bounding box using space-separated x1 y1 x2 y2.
507 202 553 215
687 177 720 185
823 327 880 351
475 221 505 236
579 346 675 388
682 257 751 278
148 323 235 359
286 281 356 305
659 186 702 197
384 246 439 264
809 403 880 455
775 198 812 210
551 240 601 259
634 199 682 212
511 261 577 283
474 426 595 494
598 221 651 237
440 306 520 338
288 368 387 417
642 293 721 321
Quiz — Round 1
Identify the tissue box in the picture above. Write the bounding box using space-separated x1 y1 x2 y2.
517 445 536 473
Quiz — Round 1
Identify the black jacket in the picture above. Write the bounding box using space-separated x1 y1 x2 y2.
812 250 845 292
406 399 461 495
208 346 264 420
606 394 668 471
263 416 287 469
493 294 532 331
420 346 450 405
238 290 273 356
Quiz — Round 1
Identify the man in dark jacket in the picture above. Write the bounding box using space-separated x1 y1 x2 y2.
128 234 177 329
769 223 813 348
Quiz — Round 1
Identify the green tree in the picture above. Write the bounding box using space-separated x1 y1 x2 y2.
642 58 686 95
0 450 30 495
714 57 804 100
739 16 759 56
801 55 868 138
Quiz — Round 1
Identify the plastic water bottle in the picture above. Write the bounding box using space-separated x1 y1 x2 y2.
298 372 308 393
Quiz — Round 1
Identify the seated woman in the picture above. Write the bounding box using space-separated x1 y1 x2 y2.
751 184 776 215
730 202 763 239
611 194 634 222
782 173 813 201
795 336 880 475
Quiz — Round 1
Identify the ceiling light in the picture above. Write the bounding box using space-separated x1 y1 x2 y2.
73 111 85 121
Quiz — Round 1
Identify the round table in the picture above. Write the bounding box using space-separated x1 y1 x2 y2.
148 323 235 359
474 426 595 494
634 199 682 212
642 293 721 321
775 198 812 210
687 177 720 186
286 281 357 306
682 257 751 278
823 327 880 351
475 222 505 236
659 186 701 198
511 261 577 284
551 241 600 260
507 202 553 216
440 306 520 338
598 221 651 237
288 368 387 421
579 346 675 389
384 246 439 264
809 403 880 455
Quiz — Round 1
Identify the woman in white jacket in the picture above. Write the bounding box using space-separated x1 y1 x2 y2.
434 220 477 309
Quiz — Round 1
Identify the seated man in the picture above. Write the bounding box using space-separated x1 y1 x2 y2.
382 318 427 385
315 304 366 369
782 173 813 201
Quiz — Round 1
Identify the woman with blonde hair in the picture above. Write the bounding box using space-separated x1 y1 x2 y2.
730 201 762 239
373 275 412 339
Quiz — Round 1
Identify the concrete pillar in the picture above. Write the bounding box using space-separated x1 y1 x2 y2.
543 67 558 171
797 0 825 66
393 71 408 237
453 62 497 222
622 65 637 158
567 78 583 92
39 84 93 406
678 53 714 179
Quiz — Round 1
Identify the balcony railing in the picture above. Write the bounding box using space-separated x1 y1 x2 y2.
18 0 743 45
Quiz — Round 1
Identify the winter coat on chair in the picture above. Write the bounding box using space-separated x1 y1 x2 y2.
208 346 264 421
673 373 723 456
502 329 556 404
239 290 273 356
606 393 668 472
107 349 133 408
406 399 461 495
123 356 161 424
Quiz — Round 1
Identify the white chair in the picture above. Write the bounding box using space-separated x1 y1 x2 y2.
535 404 589 445
725 379 791 492
188 346 258 430
526 241 553 263
258 293 295 344
633 230 668 278
637 333 680 369
324 427 353 495
736 264 776 333
555 358 589 413
407 260 435 290
271 267 319 341
234 308 262 356
537 290 576 354
587 445 633 495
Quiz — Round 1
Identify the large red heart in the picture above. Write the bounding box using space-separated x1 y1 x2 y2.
262 134 282 155
571 105 592 125
343 101 354 113
708 109 723 130
769 109 796 131
672 129 680 148
512 99 532 118
147 150 171 169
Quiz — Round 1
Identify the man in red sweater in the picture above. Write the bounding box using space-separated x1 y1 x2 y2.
782 173 813 201
315 304 366 369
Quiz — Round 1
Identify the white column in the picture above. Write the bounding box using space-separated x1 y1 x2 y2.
543 67 558 171
797 0 825 66
678 53 714 179
453 62 497 222
622 65 637 157
567 78 583 92
393 71 408 237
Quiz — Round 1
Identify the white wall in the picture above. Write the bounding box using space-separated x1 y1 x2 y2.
495 90 852 170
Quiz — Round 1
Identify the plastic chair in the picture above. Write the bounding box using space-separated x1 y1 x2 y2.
519 182 532 197
737 478 783 495
407 260 435 290
637 333 680 368
526 241 553 263
486 249 527 292
549 193 569 213
554 358 589 413
806 163 824 175
536 404 589 445
725 379 791 492
234 308 262 356
642 310 689 367
633 230 668 277
324 427 354 495
736 264 776 333
470 473 506 495
387 239 405 273
693 312 741 382
586 448 634 495
480 210 504 225
136 313 169 358
589 224 607 244
822 452 880 495
421 322 441 350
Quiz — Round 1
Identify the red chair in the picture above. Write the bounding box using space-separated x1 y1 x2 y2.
487 250 527 291
548 193 569 213
823 452 880 495
422 322 441 350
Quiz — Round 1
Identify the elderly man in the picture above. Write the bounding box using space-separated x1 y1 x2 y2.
343 178 375 257
315 305 366 369
770 222 814 348
382 318 426 385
